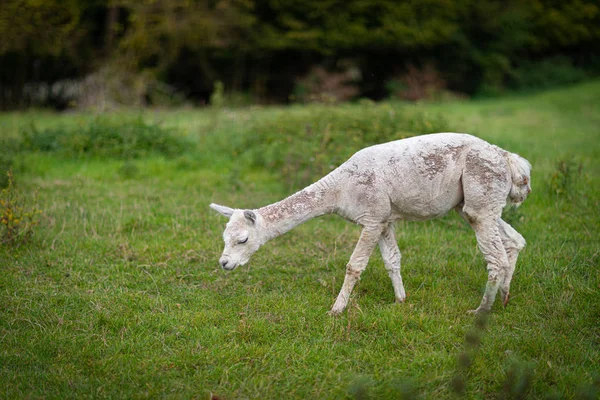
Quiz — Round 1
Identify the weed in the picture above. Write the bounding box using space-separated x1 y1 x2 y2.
451 313 489 396
501 359 534 400
0 153 13 188
549 159 582 197
0 136 22 188
0 169 41 246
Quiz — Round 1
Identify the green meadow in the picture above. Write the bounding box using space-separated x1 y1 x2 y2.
1 82 599 399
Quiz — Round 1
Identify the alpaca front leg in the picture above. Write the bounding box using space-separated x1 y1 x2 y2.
471 275 501 314
329 224 386 315
329 267 361 316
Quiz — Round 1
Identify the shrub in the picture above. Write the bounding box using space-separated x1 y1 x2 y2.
510 56 589 91
292 65 360 104
387 64 450 101
1 169 42 246
22 118 191 159
236 105 451 189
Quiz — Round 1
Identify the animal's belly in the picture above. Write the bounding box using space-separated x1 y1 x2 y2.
389 181 464 221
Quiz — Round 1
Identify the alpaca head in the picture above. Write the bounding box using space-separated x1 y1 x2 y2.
210 203 262 270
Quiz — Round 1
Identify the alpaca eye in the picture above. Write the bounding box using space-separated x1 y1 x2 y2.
238 237 248 244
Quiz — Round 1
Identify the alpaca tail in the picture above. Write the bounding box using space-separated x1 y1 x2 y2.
506 151 532 206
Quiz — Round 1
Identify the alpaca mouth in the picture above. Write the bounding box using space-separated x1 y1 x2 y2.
220 256 239 271
222 263 238 271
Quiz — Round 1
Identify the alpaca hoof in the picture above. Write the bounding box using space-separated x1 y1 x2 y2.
468 307 490 315
503 292 510 307
327 309 343 317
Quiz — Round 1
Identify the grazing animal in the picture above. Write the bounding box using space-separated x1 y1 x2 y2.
211 133 531 315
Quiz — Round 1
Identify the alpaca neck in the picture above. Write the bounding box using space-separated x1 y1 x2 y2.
257 175 338 241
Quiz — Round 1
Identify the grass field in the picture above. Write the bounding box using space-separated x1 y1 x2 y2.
1 81 599 399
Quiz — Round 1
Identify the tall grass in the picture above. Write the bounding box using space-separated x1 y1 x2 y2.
20 117 191 159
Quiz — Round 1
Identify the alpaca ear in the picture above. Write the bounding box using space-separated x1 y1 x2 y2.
244 210 256 224
210 203 234 218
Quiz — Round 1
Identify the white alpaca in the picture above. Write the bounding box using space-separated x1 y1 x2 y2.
211 133 531 314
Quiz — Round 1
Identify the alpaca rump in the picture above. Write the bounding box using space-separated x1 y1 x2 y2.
211 133 532 315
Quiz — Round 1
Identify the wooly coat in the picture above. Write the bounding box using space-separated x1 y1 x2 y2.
211 133 532 315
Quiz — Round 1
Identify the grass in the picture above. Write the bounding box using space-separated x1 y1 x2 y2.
1 81 599 399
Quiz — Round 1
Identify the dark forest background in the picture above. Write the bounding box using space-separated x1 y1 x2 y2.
1 0 599 110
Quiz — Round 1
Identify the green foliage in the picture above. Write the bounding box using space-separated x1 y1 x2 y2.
0 0 82 56
237 105 450 189
21 118 192 159
510 56 590 91
0 170 41 246
531 0 600 50
254 0 462 52
115 0 256 73
3 0 600 108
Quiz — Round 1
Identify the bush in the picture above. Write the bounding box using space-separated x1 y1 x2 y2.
292 65 361 104
510 56 589 91
386 64 452 101
22 118 191 159
235 105 451 189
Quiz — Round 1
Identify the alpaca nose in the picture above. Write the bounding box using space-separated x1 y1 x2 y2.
219 256 231 269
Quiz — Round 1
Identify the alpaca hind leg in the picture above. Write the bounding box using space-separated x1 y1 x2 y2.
329 224 386 315
498 218 526 306
459 206 510 314
378 223 406 303
460 147 514 313
470 218 509 313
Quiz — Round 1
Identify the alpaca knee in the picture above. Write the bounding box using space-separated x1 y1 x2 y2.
383 252 401 272
487 268 500 283
506 231 525 251
499 219 526 251
346 264 364 279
